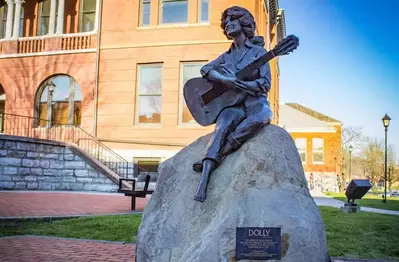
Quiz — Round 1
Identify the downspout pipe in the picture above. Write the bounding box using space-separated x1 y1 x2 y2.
94 0 103 137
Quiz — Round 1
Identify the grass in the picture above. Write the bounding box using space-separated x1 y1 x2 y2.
0 214 142 243
320 206 399 260
325 192 399 211
1 208 399 260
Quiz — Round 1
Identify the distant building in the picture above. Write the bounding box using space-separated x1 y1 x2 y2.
279 103 342 193
0 0 287 179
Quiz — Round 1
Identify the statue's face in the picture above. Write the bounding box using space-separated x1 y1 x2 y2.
224 15 242 38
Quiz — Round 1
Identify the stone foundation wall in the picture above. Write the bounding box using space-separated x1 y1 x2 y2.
0 135 118 192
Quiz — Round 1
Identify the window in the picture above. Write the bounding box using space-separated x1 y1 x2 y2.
140 0 150 26
312 138 324 164
198 0 209 22
36 75 82 127
38 0 58 35
136 64 163 125
19 5 24 37
80 0 96 32
0 4 7 39
134 158 161 174
161 0 188 24
295 138 307 164
180 62 205 124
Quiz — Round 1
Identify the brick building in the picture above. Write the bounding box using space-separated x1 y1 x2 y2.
279 103 343 193
0 0 286 173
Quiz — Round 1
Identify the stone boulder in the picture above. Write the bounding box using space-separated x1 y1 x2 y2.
135 125 330 262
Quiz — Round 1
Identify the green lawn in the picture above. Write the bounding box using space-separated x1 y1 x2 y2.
1 207 399 260
319 206 399 260
325 192 399 211
0 214 142 243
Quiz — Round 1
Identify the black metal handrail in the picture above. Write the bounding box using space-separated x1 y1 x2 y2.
0 113 129 179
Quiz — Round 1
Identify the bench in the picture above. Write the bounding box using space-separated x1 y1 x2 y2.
118 174 154 210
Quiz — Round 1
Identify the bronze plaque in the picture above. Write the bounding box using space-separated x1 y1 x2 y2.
236 227 281 260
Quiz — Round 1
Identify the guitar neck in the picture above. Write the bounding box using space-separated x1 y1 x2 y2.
236 50 275 80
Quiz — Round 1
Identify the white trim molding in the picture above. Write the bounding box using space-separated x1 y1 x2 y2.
0 48 96 59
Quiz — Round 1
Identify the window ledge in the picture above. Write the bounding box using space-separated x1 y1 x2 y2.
137 22 211 30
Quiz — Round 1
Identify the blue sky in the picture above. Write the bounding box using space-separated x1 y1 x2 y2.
278 0 399 160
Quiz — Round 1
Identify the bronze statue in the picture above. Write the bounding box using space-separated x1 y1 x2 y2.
183 6 299 202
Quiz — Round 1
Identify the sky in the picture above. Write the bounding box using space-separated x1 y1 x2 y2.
278 0 399 161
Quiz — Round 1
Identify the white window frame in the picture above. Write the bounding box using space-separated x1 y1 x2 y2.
135 63 163 126
79 0 97 32
38 0 58 36
139 0 151 26
295 138 307 164
0 4 7 39
312 138 324 165
179 61 207 126
198 0 209 23
160 0 188 24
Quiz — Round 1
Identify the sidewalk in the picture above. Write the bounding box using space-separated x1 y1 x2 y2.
0 236 396 262
0 191 148 219
0 236 135 262
313 194 399 216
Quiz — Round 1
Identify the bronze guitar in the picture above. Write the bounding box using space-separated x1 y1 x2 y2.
183 35 299 126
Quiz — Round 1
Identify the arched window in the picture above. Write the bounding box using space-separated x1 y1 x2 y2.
36 75 82 127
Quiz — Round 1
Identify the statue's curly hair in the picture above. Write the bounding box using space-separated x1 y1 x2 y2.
221 6 256 39
220 6 265 47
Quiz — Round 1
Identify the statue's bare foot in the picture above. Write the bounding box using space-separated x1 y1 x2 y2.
192 160 203 173
194 188 206 202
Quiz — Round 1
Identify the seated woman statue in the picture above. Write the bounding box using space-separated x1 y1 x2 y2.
193 6 273 202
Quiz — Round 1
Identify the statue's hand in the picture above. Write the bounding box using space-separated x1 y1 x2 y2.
219 66 236 78
221 77 248 90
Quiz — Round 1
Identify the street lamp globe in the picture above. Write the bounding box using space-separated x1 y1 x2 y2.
47 81 56 93
382 114 391 128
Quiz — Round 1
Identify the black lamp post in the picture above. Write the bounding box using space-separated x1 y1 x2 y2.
382 113 391 203
46 81 56 128
348 145 353 183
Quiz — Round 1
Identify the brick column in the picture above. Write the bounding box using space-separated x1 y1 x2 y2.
48 0 57 34
55 0 65 34
12 0 24 39
5 0 15 39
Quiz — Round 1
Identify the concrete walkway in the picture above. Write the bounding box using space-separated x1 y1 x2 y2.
313 194 399 216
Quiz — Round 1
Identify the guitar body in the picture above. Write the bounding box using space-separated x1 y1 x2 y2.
183 34 299 126
183 77 241 126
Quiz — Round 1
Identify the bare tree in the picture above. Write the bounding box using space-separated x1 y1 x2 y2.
335 126 364 191
361 137 384 187
387 145 398 191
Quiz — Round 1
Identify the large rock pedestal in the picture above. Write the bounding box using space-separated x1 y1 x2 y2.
135 125 330 262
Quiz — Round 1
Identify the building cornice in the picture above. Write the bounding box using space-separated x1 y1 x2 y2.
269 0 279 24
276 9 286 41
